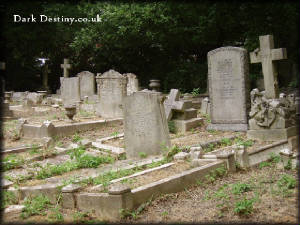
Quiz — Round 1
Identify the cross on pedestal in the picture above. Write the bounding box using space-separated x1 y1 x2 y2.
60 58 71 78
250 35 287 99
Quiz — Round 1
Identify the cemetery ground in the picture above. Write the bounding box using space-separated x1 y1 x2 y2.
1 111 298 223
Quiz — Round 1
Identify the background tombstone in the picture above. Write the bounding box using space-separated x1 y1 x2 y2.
0 62 5 94
207 47 249 131
61 77 81 106
76 71 95 99
61 58 71 78
96 70 127 118
124 73 139 95
124 91 170 158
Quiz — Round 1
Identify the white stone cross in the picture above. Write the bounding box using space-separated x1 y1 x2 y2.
250 35 287 99
60 58 71 78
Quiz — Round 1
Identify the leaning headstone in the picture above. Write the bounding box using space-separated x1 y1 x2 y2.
96 70 127 118
77 71 95 99
61 77 80 106
200 97 210 115
207 47 249 131
124 91 170 158
124 73 139 95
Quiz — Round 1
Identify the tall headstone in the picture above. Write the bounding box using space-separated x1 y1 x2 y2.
124 73 139 95
207 47 249 131
61 58 71 78
77 71 95 99
61 77 80 106
96 70 127 118
250 35 287 99
124 91 170 158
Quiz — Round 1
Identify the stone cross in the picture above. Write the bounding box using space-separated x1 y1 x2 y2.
250 35 287 99
163 89 192 121
164 89 180 121
60 58 71 78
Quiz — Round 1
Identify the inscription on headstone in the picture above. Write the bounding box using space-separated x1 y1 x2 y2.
96 70 127 118
124 91 170 158
207 47 249 131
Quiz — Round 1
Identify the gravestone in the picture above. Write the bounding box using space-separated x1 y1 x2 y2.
124 73 139 95
77 71 95 99
207 47 249 131
96 70 127 118
164 89 202 132
200 97 210 115
61 77 81 106
61 58 71 78
26 92 43 105
124 91 170 158
247 35 297 141
42 64 50 93
250 35 287 99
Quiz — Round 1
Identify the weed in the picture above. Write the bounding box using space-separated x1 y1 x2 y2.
277 174 296 189
284 159 292 170
168 121 176 134
111 131 120 137
1 190 18 209
235 139 254 148
2 154 24 171
73 211 89 222
258 161 272 169
270 153 281 163
72 133 82 143
191 88 200 97
214 188 229 200
138 152 147 158
161 211 169 217
203 143 215 153
220 138 232 146
47 206 64 222
231 183 252 195
21 195 51 218
29 144 41 155
234 197 255 215
79 110 93 117
207 129 216 134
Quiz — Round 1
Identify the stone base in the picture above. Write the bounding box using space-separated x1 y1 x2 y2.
247 126 298 141
173 118 203 133
207 123 248 131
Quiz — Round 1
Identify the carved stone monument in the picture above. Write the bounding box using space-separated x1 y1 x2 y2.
247 35 297 141
124 90 170 158
96 70 127 118
207 47 249 131
164 89 202 132
77 71 95 99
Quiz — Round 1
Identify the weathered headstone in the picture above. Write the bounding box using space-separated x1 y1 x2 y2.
250 35 287 99
200 97 210 115
96 70 127 118
207 47 249 131
124 91 170 158
124 73 139 95
26 92 43 105
77 71 95 99
61 77 80 106
61 58 71 78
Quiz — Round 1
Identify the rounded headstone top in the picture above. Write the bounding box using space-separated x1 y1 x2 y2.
100 69 126 79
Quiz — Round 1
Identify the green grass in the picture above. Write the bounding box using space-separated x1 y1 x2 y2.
21 195 51 219
234 197 256 215
1 190 18 209
231 182 252 195
138 152 147 158
2 154 25 171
